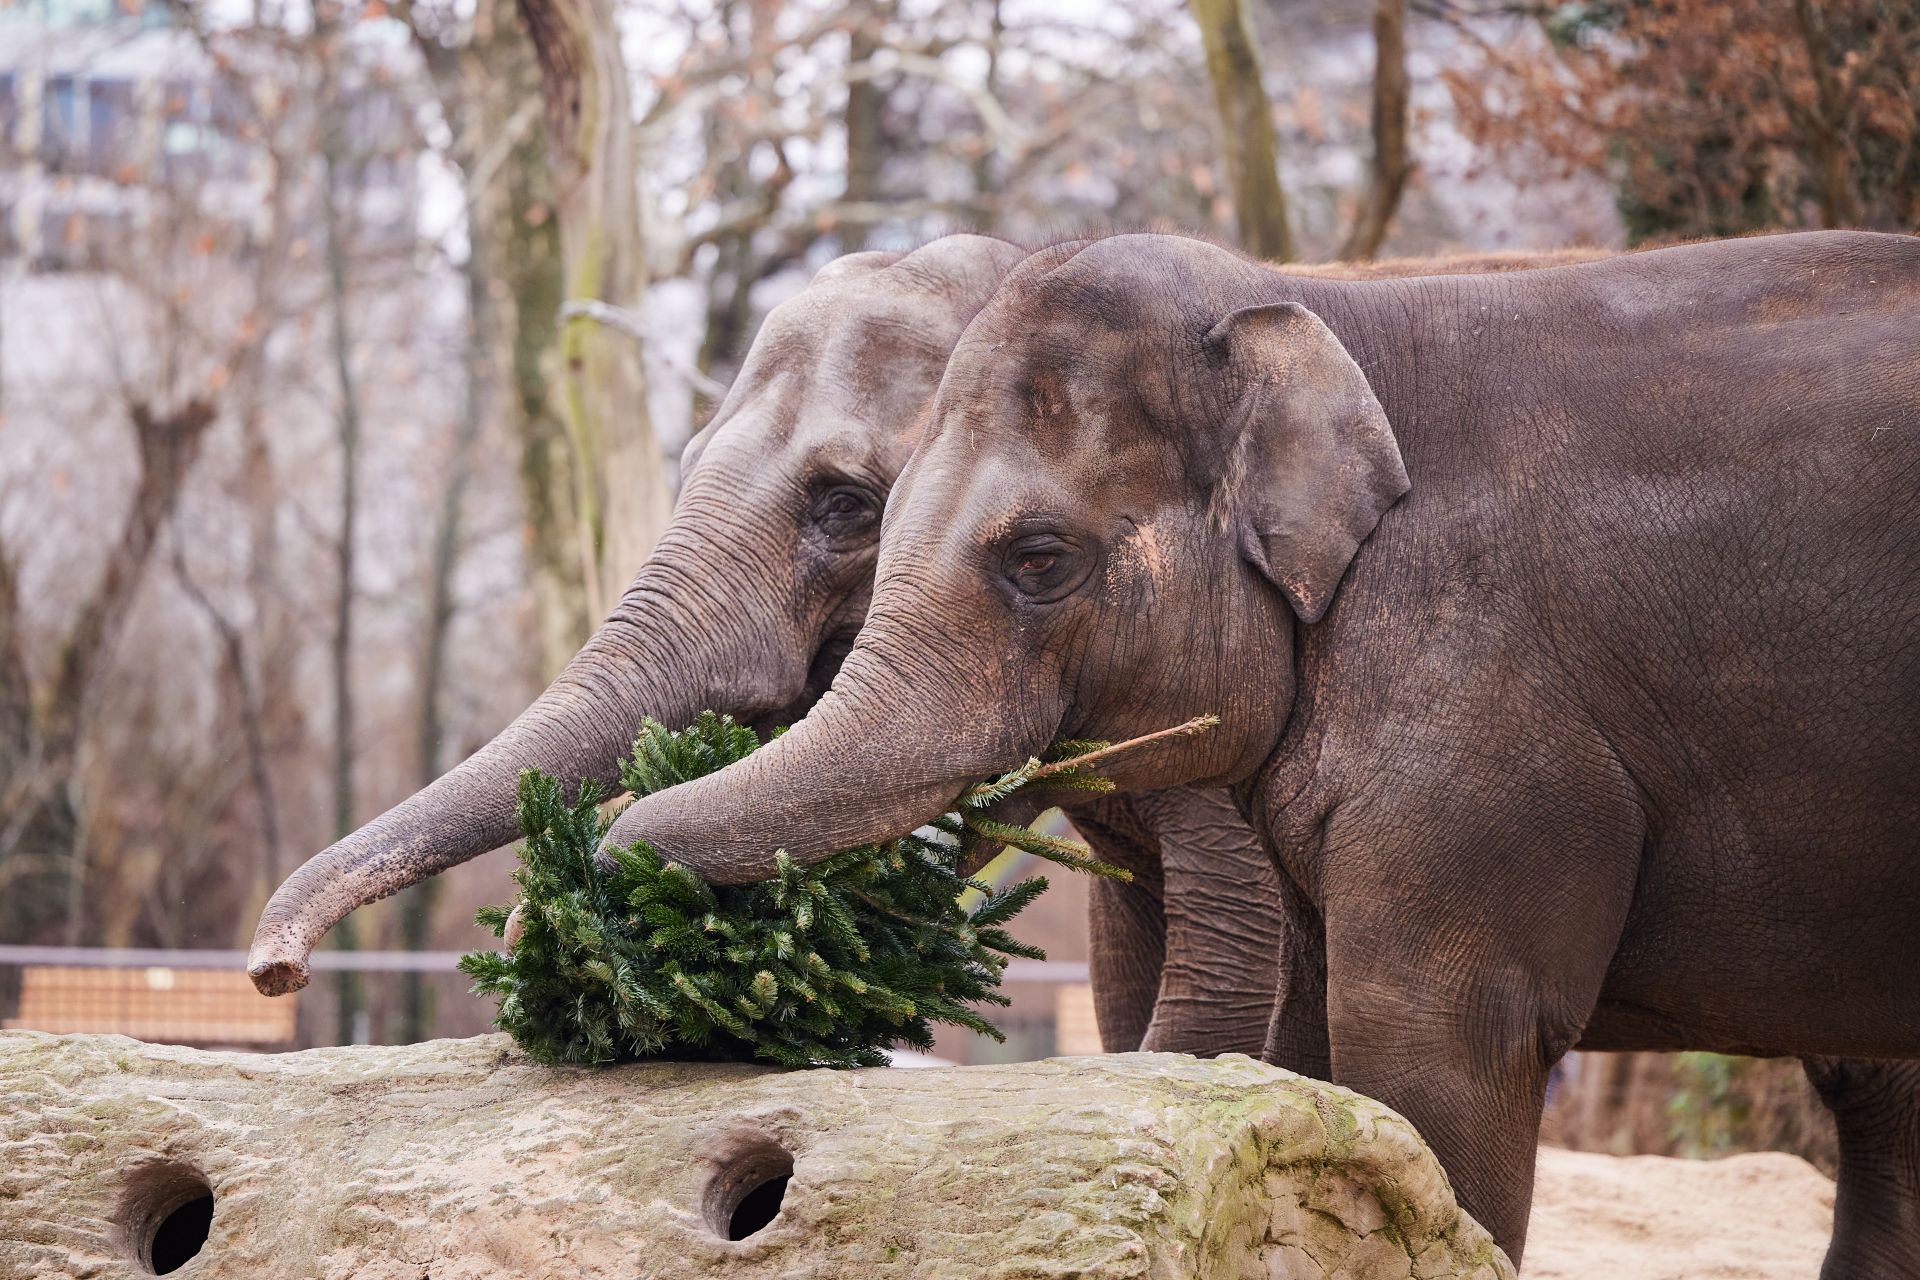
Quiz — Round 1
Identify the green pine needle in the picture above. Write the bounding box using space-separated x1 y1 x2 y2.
461 711 1147 1070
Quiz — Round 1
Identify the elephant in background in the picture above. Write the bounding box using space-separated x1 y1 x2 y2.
247 234 1027 997
609 229 1920 1276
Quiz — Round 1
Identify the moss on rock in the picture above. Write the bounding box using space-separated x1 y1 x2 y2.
0 1032 1509 1279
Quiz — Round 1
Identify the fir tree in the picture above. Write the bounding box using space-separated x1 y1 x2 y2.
461 712 1211 1069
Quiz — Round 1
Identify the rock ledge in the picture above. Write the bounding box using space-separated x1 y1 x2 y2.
0 1032 1511 1279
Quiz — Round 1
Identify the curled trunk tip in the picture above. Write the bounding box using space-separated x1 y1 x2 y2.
248 951 310 998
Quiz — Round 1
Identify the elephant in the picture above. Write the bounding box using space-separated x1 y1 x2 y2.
242 231 1264 1055
606 229 1920 1275
245 229 1570 1057
246 233 1028 997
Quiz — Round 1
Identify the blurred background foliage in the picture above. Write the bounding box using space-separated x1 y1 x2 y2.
1444 0 1920 242
0 0 1910 1163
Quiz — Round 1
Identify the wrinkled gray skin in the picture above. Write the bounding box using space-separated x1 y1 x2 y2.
247 231 1536 1056
248 235 1025 996
613 230 1920 1275
244 232 1256 1058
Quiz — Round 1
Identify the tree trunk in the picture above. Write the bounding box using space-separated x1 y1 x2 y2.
1337 0 1414 261
484 4 580 680
403 0 578 680
316 15 366 1043
841 10 887 252
968 0 1005 225
396 173 492 1045
1188 0 1294 261
169 553 284 936
0 1031 1513 1280
0 547 35 917
1791 0 1862 229
0 401 214 945
228 133 298 911
519 0 670 631
693 231 756 420
0 548 28 794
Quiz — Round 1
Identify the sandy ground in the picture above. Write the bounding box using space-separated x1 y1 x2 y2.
1526 1146 1837 1279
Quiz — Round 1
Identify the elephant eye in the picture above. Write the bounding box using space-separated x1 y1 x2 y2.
1002 534 1084 601
810 485 880 542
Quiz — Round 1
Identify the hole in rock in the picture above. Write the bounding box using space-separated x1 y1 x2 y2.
729 1173 790 1240
118 1160 214 1275
703 1132 794 1241
151 1195 213 1273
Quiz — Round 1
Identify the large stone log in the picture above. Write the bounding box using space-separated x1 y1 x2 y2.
0 1032 1511 1279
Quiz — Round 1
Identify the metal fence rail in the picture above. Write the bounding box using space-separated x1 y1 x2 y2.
0 946 1090 984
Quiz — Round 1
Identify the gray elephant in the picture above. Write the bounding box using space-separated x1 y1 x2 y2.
608 230 1920 1276
244 233 1273 1059
249 232 1591 1050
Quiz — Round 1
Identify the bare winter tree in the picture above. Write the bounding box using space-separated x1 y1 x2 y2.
0 400 216 945
1188 0 1295 259
519 0 671 628
2 2 320 954
638 0 1227 434
1339 0 1415 260
402 0 583 680
1188 0 1417 261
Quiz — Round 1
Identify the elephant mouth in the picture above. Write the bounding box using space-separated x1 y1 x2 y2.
750 629 859 734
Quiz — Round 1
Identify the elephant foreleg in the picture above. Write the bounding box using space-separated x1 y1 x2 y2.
1314 756 1643 1263
1068 795 1168 1053
1134 788 1282 1059
1803 1055 1920 1280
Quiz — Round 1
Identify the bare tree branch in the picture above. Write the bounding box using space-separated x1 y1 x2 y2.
169 530 285 897
845 50 1028 149
556 300 730 403
463 96 544 204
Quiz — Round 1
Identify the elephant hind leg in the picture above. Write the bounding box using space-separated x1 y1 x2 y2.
1260 869 1330 1080
1803 1055 1920 1280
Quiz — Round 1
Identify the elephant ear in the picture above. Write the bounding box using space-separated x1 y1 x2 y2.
1206 301 1409 624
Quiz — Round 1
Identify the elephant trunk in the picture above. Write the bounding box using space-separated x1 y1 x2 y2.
602 611 1049 884
248 545 792 996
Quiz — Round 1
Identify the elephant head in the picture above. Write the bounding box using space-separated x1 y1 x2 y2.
247 234 1028 995
608 234 1408 882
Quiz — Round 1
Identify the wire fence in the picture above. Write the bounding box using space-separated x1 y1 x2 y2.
0 947 1096 1063
0 946 1087 981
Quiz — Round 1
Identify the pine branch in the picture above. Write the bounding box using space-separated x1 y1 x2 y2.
465 711 1183 1069
960 715 1219 802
